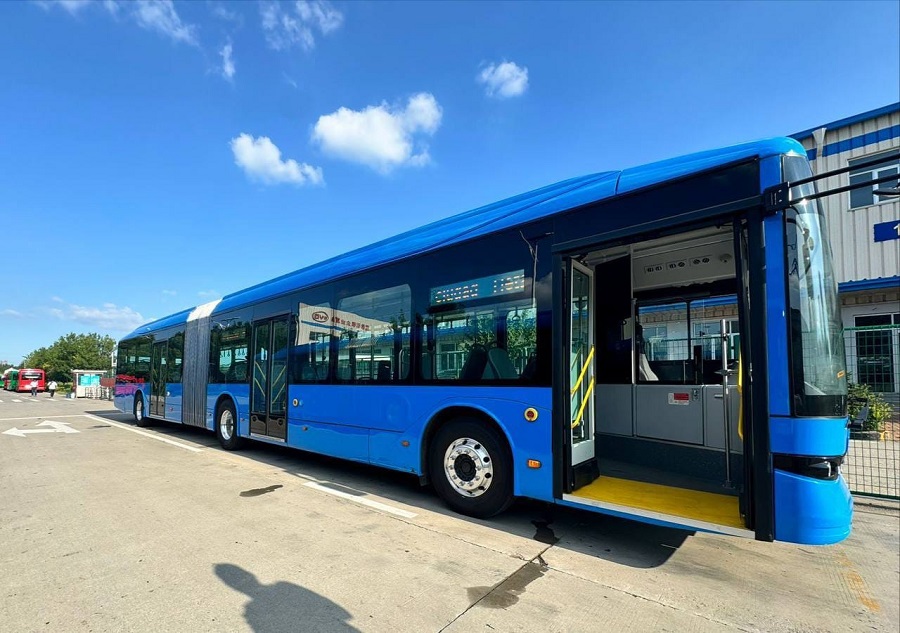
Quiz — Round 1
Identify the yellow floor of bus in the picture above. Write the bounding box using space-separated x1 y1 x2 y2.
570 476 744 529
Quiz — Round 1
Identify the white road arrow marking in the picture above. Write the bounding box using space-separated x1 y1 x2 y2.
2 420 80 437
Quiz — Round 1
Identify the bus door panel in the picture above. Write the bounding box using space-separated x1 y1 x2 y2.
594 254 635 439
567 259 597 485
150 341 167 417
250 318 289 440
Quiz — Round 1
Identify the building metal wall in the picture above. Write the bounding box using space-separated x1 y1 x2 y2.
795 108 899 286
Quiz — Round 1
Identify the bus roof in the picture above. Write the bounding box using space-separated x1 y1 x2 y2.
123 136 804 339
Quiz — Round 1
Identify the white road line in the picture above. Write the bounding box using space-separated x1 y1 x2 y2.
0 414 95 421
83 414 203 453
12 399 23 403
302 481 417 519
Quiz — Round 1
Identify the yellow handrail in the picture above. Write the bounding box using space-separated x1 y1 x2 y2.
570 346 595 396
571 378 595 429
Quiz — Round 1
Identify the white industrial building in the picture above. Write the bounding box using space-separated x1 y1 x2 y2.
791 103 899 394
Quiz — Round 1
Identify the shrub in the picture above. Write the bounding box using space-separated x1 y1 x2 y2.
848 382 893 433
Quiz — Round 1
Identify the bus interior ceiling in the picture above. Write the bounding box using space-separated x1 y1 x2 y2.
584 224 745 505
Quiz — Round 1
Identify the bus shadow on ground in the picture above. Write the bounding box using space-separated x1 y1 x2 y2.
86 411 690 569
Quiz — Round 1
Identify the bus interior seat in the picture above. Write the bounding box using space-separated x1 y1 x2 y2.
460 344 488 380
485 347 519 379
521 353 538 380
638 353 659 381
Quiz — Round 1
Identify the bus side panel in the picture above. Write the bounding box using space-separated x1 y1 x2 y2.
408 388 554 502
164 383 183 423
114 382 144 415
288 385 553 501
773 469 852 545
286 416 370 464
207 383 250 432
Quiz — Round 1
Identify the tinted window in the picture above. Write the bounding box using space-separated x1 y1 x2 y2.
292 286 335 383
422 269 536 382
167 332 184 382
336 284 411 382
210 319 250 383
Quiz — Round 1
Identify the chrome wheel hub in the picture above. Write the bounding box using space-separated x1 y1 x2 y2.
444 437 493 497
220 409 234 441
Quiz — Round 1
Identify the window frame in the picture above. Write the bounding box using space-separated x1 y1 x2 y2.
847 150 900 211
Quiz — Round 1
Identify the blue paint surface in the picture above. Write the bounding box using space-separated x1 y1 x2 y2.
874 219 900 243
770 416 849 456
283 384 554 500
774 469 852 545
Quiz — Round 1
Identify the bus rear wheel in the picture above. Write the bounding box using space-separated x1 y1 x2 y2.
216 400 244 451
134 394 151 427
429 418 513 519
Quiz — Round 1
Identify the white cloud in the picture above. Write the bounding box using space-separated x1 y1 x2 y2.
49 302 145 331
198 290 220 299
210 3 242 25
1 309 24 318
478 61 529 99
162 290 177 296
38 0 197 45
231 134 324 186
34 0 92 14
311 93 443 174
260 0 343 51
219 41 235 80
132 0 198 46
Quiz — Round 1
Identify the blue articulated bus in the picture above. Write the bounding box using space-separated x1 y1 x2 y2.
116 137 855 545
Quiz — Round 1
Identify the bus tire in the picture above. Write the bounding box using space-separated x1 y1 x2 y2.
134 394 151 427
429 418 513 519
216 400 244 451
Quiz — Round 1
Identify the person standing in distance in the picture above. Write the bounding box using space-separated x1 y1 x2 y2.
48 380 58 398
30 379 38 397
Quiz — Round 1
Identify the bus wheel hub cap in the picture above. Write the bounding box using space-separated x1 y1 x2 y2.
444 438 493 497
221 410 234 440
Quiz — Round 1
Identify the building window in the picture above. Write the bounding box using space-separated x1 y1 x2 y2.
848 151 899 210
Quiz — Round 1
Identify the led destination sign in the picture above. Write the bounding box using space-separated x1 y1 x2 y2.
430 270 526 306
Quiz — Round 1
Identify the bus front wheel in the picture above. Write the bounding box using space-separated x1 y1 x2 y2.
216 400 244 451
429 418 513 519
134 394 151 427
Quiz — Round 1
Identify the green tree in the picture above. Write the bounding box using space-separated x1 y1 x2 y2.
22 333 117 382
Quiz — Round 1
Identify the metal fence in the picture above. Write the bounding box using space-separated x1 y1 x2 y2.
842 325 899 499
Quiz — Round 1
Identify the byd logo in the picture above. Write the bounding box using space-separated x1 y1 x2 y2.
311 311 329 323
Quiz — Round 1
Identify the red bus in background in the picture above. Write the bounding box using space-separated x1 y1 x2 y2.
11 368 46 393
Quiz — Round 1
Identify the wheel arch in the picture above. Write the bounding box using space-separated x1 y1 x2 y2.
213 393 238 431
419 405 515 488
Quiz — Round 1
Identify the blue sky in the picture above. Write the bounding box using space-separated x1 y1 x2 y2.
1 0 898 365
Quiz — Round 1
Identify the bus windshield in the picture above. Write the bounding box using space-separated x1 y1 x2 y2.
784 155 847 417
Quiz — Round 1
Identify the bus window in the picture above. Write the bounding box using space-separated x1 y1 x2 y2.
335 284 411 382
425 300 535 381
